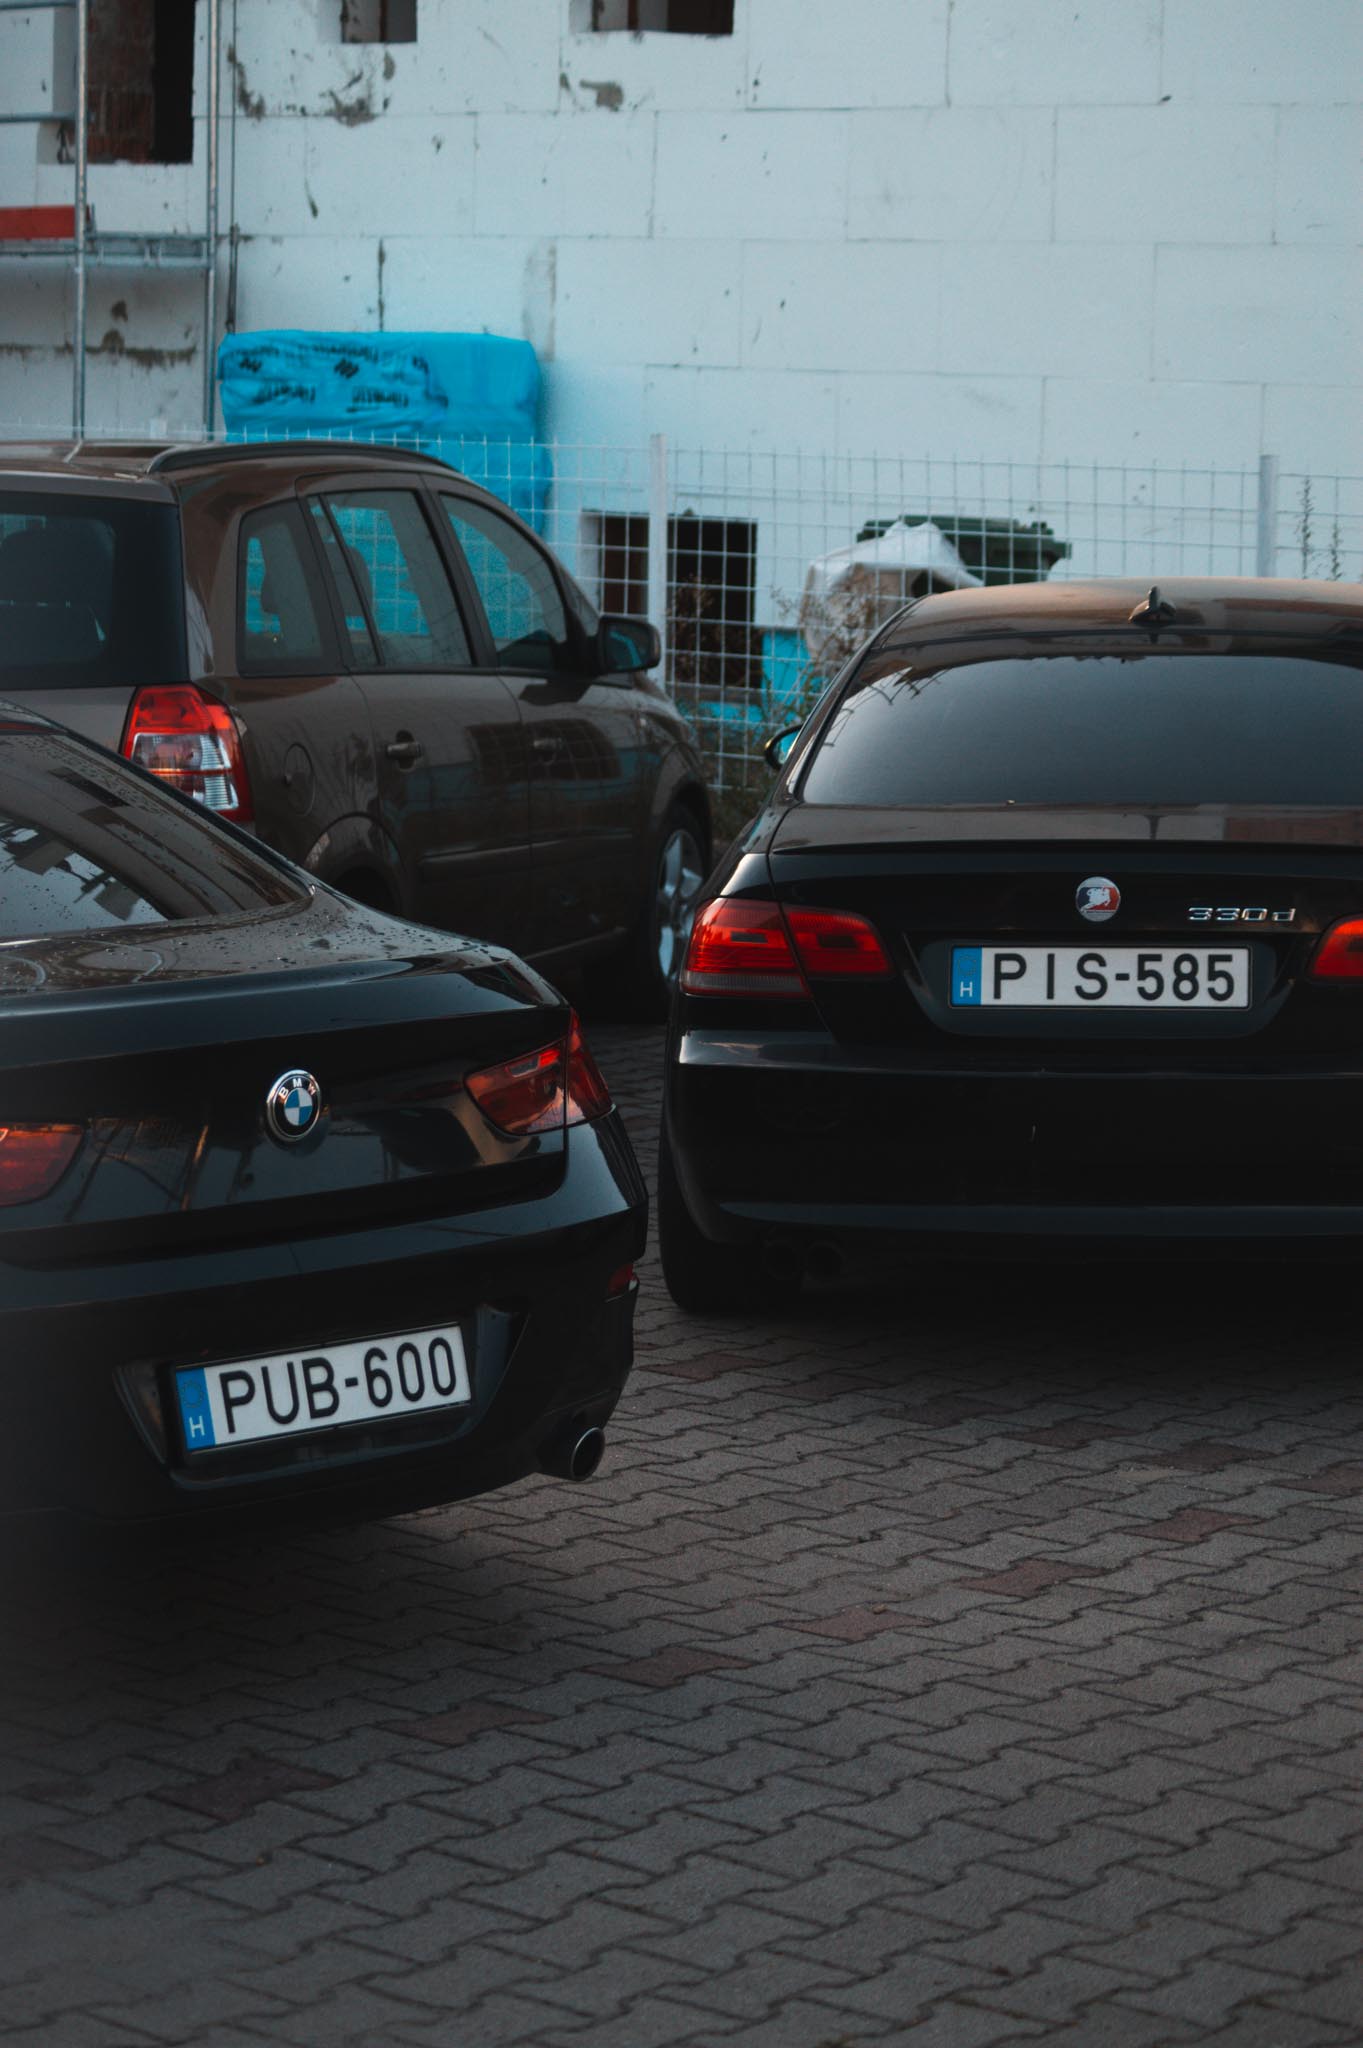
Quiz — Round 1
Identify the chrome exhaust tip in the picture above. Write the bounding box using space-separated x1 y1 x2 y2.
539 1424 606 1483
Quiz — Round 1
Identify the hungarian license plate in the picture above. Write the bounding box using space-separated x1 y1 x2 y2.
175 1323 471 1453
950 945 1250 1010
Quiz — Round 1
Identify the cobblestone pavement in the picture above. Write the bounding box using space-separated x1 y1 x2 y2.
4 1021 1363 2047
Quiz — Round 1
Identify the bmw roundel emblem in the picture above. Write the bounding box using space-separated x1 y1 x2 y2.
265 1069 322 1143
1076 876 1121 923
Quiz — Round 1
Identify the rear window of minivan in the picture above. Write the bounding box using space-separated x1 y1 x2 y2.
0 492 185 689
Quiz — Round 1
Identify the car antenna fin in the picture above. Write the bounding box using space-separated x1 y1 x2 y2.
1129 585 1178 635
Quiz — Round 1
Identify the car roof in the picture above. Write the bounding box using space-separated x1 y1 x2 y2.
877 576 1363 655
0 438 464 487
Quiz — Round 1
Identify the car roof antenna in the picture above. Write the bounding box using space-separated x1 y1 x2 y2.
1129 585 1178 635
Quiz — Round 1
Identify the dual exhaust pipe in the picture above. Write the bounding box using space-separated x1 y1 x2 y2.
763 1236 847 1284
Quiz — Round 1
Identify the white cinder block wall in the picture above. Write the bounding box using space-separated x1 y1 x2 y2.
0 0 1359 473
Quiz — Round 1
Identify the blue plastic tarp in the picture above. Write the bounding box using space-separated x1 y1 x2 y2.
216 330 551 530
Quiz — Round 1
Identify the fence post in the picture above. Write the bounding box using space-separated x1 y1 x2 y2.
1256 453 1279 577
647 432 669 683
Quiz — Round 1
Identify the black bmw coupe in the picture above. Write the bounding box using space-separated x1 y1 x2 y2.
660 577 1363 1310
0 706 644 1524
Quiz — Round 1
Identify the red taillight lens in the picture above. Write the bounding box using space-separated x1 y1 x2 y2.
681 898 891 997
786 906 893 978
120 685 253 824
466 1014 613 1135
565 1014 613 1124
1311 918 1363 980
467 1042 563 1134
0 1124 81 1206
681 899 806 997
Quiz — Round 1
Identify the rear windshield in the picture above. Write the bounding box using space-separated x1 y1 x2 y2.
0 726 306 941
0 491 185 689
802 653 1363 809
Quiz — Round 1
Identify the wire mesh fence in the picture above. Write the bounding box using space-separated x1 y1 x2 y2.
6 422 1362 790
512 443 1363 790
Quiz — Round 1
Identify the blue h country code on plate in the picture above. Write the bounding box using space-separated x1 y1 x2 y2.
952 947 984 1006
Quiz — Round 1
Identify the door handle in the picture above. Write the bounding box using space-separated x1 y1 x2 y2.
385 735 424 766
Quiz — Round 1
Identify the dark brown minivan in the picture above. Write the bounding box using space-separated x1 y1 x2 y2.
0 440 710 1012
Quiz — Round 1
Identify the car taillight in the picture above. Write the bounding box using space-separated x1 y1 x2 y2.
0 1124 81 1206
1311 918 1363 980
120 685 253 824
564 1014 613 1124
681 898 891 997
466 1014 613 1135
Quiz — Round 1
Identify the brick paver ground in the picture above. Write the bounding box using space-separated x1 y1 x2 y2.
3 1021 1363 2046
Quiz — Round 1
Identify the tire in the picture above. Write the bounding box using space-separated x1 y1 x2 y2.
657 1123 789 1315
595 802 708 1021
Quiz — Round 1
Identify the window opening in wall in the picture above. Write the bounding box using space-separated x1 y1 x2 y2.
579 1 734 33
86 0 196 165
593 513 759 692
341 0 417 42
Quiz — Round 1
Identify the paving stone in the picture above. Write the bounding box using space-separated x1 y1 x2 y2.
0 1019 1360 2046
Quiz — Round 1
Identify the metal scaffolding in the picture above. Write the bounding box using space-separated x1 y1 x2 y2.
0 0 221 435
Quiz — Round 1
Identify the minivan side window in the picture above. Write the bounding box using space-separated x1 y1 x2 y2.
319 491 472 670
238 505 327 672
440 496 571 669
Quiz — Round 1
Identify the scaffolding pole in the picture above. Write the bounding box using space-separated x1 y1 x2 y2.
72 0 87 435
202 0 220 432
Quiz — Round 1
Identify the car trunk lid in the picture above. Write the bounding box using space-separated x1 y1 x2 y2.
0 919 572 1259
766 803 1363 1057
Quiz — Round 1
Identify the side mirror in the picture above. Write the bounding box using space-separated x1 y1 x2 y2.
597 614 661 674
763 724 802 771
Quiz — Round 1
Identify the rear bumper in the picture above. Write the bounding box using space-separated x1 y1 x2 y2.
0 1114 646 1526
668 1025 1363 1261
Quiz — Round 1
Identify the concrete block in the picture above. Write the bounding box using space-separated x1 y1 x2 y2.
232 0 562 118
541 359 648 446
302 115 477 240
392 0 564 115
377 234 545 340
742 240 940 374
653 112 850 242
748 0 949 109
236 235 381 331
561 22 748 113
1162 0 1363 104
1041 376 1263 469
228 11 397 122
1057 106 1275 244
556 237 742 368
83 161 199 237
836 370 1045 461
941 242 1154 379
1275 107 1363 246
5 10 62 117
0 265 69 359
475 112 655 239
2 349 77 437
1263 384 1363 483
0 124 39 207
849 107 1052 243
947 0 1161 106
642 365 841 451
228 115 314 238
1154 245 1362 388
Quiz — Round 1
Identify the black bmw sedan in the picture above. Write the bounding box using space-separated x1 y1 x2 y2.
660 577 1363 1310
0 705 644 1524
